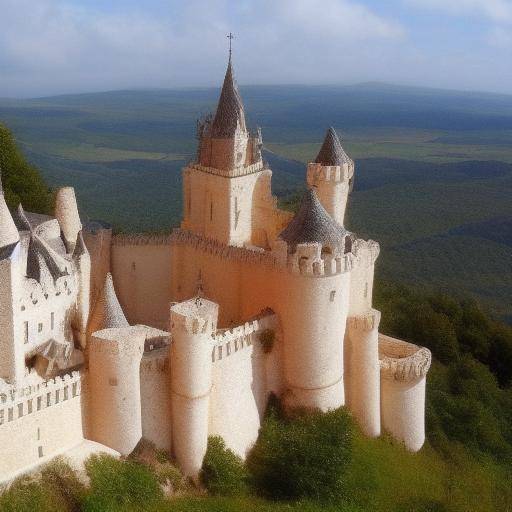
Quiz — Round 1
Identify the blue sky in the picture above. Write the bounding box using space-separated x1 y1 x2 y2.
0 0 511 97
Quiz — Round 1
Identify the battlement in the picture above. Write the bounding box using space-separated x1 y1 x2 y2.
170 298 218 336
170 229 279 268
306 162 354 186
211 310 277 363
188 160 265 178
112 233 173 246
0 371 83 427
379 334 431 382
348 309 381 331
89 326 146 358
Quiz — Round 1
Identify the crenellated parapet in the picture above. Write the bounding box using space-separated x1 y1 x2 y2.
188 160 265 178
0 371 83 427
347 309 381 331
306 161 354 186
379 334 432 382
112 233 173 247
212 311 278 363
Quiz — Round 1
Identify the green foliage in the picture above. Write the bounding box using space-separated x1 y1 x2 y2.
247 406 353 502
0 477 64 512
201 436 249 497
0 124 52 214
82 454 164 512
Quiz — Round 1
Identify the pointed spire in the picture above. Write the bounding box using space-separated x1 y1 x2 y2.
15 203 32 232
315 127 351 167
91 273 129 330
210 54 247 138
0 165 20 250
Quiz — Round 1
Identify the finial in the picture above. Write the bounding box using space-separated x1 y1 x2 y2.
227 32 234 61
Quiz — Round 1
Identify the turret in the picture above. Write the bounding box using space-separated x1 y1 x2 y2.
88 326 145 455
54 187 82 252
0 170 19 251
170 297 218 479
307 128 354 226
379 335 431 451
275 189 351 411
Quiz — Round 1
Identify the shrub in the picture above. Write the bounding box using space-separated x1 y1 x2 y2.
200 436 249 496
0 477 64 512
82 454 163 512
247 407 353 502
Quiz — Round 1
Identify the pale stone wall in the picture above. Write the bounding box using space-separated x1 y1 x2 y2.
0 372 85 481
111 235 173 329
379 334 432 451
140 348 172 451
209 313 282 457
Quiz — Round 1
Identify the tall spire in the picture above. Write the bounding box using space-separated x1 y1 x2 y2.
315 127 351 167
0 165 20 251
210 38 247 138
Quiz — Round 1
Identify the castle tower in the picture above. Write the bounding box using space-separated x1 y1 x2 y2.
345 310 381 437
181 54 275 248
54 187 82 252
72 231 90 348
170 297 218 478
275 189 351 411
307 127 354 226
88 326 145 455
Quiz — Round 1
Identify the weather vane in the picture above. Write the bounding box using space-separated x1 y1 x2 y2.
227 32 234 59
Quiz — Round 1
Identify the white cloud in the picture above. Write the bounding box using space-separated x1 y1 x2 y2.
405 0 512 24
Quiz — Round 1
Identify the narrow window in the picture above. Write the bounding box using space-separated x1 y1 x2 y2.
50 312 54 330
38 322 43 333
24 321 29 344
37 428 41 441
330 290 336 302
38 446 44 458
210 201 213 221
18 403 23 417
364 282 369 298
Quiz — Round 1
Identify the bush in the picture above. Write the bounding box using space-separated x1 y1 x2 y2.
82 454 164 512
201 436 249 496
247 407 353 502
0 477 64 512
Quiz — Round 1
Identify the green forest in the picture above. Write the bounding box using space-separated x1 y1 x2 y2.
1 125 511 511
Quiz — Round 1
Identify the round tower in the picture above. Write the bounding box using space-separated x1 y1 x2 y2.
379 335 431 451
307 127 354 226
88 326 145 455
170 297 218 478
276 189 351 411
345 310 381 437
54 187 82 251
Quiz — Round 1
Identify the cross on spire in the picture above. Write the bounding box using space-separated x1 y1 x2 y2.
227 32 234 59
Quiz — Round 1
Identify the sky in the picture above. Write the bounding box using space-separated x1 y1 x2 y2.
0 0 511 97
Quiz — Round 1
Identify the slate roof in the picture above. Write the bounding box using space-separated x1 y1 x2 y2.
279 188 348 251
99 273 129 329
26 234 68 283
315 127 351 166
210 57 247 138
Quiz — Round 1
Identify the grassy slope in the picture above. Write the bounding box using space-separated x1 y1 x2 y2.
0 83 511 321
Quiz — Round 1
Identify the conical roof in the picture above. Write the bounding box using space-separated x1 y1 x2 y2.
210 57 247 138
73 230 88 258
0 168 20 250
93 273 129 330
279 188 348 251
315 127 351 166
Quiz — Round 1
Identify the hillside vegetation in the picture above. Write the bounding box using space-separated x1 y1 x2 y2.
1 281 511 512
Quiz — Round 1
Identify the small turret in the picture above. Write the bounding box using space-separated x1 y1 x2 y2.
54 187 82 252
170 297 218 479
72 231 91 348
0 170 19 251
307 128 354 226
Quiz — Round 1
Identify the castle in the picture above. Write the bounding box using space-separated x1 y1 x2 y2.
0 54 431 482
